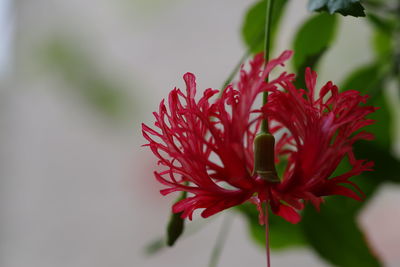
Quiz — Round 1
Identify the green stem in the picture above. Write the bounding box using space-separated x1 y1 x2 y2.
261 0 275 133
265 203 271 267
253 0 278 179
264 0 274 65
395 6 400 100
219 19 267 98
261 2 275 267
221 50 251 91
208 214 234 267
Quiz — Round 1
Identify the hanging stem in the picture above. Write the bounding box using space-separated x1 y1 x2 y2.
264 0 274 67
262 1 275 267
265 203 271 267
261 0 275 133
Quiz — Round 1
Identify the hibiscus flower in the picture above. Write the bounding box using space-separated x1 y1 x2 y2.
142 50 376 224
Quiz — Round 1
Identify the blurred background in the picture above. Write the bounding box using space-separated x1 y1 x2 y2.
0 0 399 266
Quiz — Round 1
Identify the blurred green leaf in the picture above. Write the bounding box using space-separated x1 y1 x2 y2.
367 13 396 35
331 155 382 197
355 141 400 183
341 63 382 94
301 196 381 267
237 203 306 250
144 213 208 256
41 39 127 117
292 13 337 88
308 0 365 17
299 60 394 266
341 63 392 148
293 13 337 70
367 14 395 59
166 191 187 246
372 30 393 58
241 0 288 54
145 238 165 255
300 154 382 266
341 63 400 183
166 212 185 246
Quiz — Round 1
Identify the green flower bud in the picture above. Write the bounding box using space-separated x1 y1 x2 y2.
253 132 280 183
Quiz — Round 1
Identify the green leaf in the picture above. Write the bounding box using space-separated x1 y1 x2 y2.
337 153 384 198
145 238 165 255
341 63 400 183
308 0 365 17
363 92 392 147
166 212 185 246
292 13 337 88
372 30 393 59
293 50 327 89
300 155 382 266
341 64 381 93
293 13 337 70
237 203 306 250
241 0 288 54
299 62 393 266
367 13 395 35
367 14 394 58
300 196 381 267
41 38 127 117
166 191 187 246
355 141 400 183
341 63 392 149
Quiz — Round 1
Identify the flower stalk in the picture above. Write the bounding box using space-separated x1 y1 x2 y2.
253 0 278 184
260 1 275 267
261 0 274 133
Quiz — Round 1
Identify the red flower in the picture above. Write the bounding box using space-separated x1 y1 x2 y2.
142 51 376 224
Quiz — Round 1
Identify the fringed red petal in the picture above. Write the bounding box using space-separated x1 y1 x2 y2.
142 51 376 224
